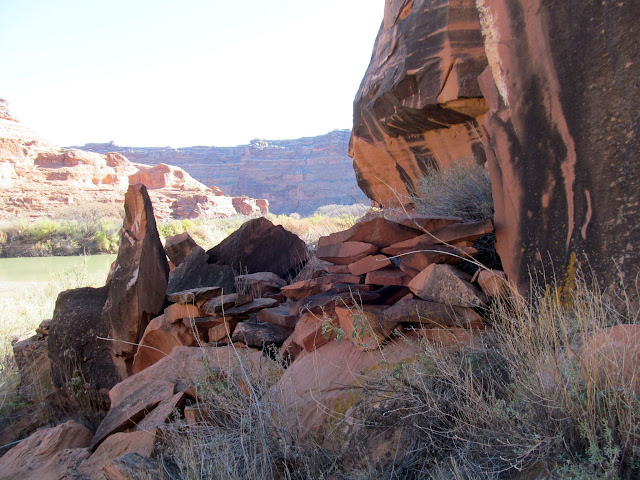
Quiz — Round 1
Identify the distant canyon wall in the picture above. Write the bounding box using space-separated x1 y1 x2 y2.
79 130 369 215
0 99 267 222
351 0 640 293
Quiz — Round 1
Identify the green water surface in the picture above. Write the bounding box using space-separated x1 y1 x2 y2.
0 254 116 298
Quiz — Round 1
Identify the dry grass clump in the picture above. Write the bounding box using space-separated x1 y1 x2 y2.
347 269 640 479
414 159 493 223
157 346 337 479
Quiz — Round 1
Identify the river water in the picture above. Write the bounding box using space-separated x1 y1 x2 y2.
0 254 116 299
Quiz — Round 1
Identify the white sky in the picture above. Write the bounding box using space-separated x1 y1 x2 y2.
0 0 383 147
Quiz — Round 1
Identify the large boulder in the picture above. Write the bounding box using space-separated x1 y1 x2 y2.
167 246 236 295
48 286 120 391
207 217 309 280
350 0 488 207
0 420 92 480
476 0 640 292
274 338 422 447
102 184 169 378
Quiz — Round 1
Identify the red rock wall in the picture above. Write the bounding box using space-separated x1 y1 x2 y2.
78 130 367 215
477 0 640 292
350 0 488 207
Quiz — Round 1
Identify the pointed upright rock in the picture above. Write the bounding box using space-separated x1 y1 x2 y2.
103 184 169 378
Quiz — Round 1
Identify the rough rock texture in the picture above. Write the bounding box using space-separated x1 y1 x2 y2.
131 315 198 374
108 346 279 408
477 0 640 292
0 100 268 221
102 185 169 378
350 0 488 206
91 380 174 449
167 246 236 295
408 263 488 307
164 232 198 267
207 217 309 281
275 337 421 445
48 286 120 390
82 431 157 478
12 331 52 400
0 420 93 480
582 324 640 395
79 130 368 215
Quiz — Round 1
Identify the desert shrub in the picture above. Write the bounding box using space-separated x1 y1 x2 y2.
0 217 120 256
157 346 337 479
346 268 640 479
415 159 493 223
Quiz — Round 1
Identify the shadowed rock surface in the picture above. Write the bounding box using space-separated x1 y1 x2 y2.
48 285 120 391
207 217 309 281
102 184 169 378
477 0 640 293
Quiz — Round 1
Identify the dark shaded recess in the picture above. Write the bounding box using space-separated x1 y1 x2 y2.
395 163 418 198
458 233 502 276
363 103 479 142
409 143 439 176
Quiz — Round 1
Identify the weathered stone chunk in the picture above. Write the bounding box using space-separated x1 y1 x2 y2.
91 380 175 449
82 431 158 478
473 269 510 298
0 420 92 480
135 392 186 431
408 264 488 307
49 285 120 391
281 277 335 301
103 184 169 378
235 272 286 297
394 215 462 233
164 232 198 267
208 318 238 342
166 286 224 305
13 331 52 400
294 313 334 352
231 318 293 347
384 298 483 328
257 306 300 329
336 305 397 351
200 293 253 315
318 217 421 248
316 241 377 265
348 254 392 276
163 303 201 324
131 315 198 374
207 217 309 280
365 268 411 287
167 246 235 296
417 327 488 347
224 297 279 315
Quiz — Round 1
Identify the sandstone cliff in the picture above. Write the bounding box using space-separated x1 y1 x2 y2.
0 100 268 221
351 0 640 294
476 0 640 292
350 0 488 207
78 130 368 215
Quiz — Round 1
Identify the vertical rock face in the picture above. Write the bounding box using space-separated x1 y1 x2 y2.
350 0 488 206
477 0 640 291
103 184 169 377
